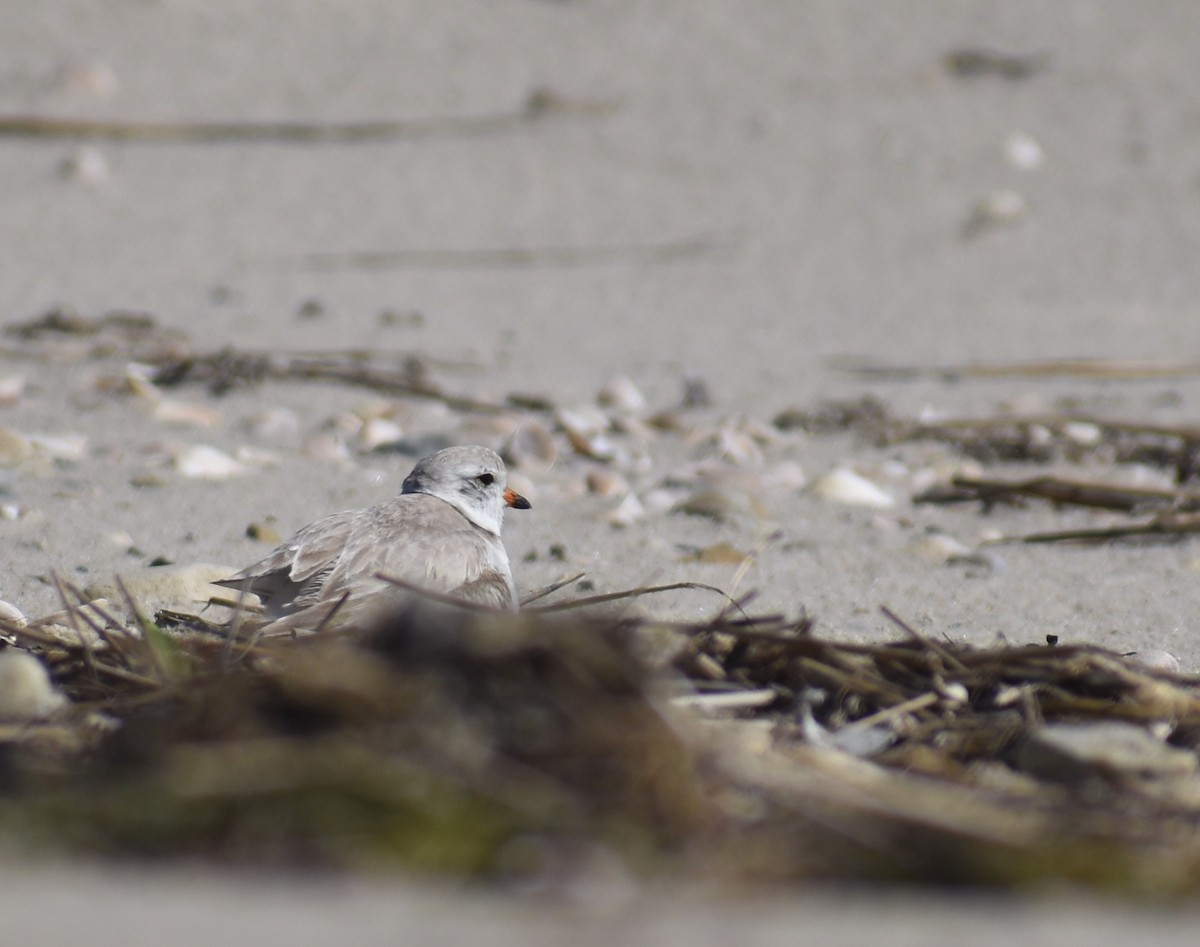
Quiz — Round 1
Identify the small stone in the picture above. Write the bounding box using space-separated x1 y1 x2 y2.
54 58 119 96
609 493 646 528
0 377 25 406
811 467 895 508
672 488 761 523
596 376 646 413
28 433 88 461
504 422 557 472
153 399 220 427
0 649 65 719
60 146 109 184
358 417 406 451
557 407 617 461
1004 132 1045 170
0 600 26 627
174 444 246 479
0 428 33 466
962 189 1029 238
586 470 629 497
243 407 301 445
907 531 971 565
247 523 282 544
1127 650 1181 674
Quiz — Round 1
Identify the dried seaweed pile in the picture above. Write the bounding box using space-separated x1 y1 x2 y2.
4 598 1200 894
778 395 1200 544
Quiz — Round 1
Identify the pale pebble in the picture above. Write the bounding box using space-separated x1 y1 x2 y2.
0 650 66 719
907 531 972 565
358 417 406 451
28 433 88 461
1127 650 1181 674
234 445 280 468
301 432 350 462
504 422 557 472
0 600 26 627
586 470 629 497
60 146 109 184
811 468 895 508
243 407 301 445
1004 131 1045 170
174 444 246 479
0 376 25 406
609 493 646 528
596 376 646 413
153 398 221 427
54 58 119 96
0 428 33 466
1062 421 1102 447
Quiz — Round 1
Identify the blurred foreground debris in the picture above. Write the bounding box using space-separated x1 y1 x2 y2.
1 595 1200 894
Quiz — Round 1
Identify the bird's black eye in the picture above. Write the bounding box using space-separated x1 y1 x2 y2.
477 472 495 486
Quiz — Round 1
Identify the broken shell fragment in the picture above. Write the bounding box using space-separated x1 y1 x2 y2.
811 468 895 508
503 421 557 472
174 444 247 480
557 407 618 461
0 649 66 719
596 376 646 414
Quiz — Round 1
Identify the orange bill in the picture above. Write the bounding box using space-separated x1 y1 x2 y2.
504 487 531 510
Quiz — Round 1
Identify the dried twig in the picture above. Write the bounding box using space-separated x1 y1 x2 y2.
0 94 616 143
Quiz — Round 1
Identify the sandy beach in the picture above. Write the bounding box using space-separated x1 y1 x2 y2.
2 1 1200 941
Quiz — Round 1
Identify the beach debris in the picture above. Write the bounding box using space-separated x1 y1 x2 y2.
0 427 33 466
0 649 66 718
1004 131 1045 170
28 432 88 462
1015 721 1198 786
906 530 972 565
60 145 109 184
608 493 646 528
944 48 1049 81
811 467 895 508
586 469 629 497
679 542 751 566
0 376 24 407
962 188 1029 238
153 398 221 427
173 444 246 479
53 58 119 97
358 416 406 451
246 522 282 544
0 600 26 627
503 421 557 472
557 406 619 461
596 376 646 414
242 407 302 445
1127 650 1181 675
671 487 761 524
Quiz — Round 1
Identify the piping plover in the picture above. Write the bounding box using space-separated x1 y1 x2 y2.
218 445 530 633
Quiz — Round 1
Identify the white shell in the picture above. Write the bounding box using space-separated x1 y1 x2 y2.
596 376 646 413
811 468 895 508
174 444 246 479
357 417 405 451
1127 650 1181 674
609 493 646 527
0 650 65 719
153 398 220 427
1004 132 1045 170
